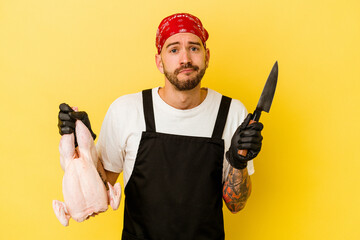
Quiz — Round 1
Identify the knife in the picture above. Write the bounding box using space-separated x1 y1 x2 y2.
238 61 279 157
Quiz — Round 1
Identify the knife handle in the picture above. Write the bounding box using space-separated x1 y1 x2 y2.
238 120 256 157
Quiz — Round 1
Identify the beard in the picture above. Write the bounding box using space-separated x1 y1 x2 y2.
163 62 207 91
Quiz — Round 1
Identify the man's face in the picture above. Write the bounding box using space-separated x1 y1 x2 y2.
156 33 210 91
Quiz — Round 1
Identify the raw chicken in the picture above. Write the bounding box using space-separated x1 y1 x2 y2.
53 120 121 226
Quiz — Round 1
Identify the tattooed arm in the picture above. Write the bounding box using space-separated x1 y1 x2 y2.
223 113 263 213
96 160 119 189
223 166 252 213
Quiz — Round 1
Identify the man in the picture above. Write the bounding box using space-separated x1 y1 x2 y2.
58 13 263 240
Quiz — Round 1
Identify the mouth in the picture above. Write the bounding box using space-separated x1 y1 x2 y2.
174 64 200 75
179 68 196 74
180 69 194 73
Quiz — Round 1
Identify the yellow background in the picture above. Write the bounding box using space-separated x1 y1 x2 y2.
1 0 359 239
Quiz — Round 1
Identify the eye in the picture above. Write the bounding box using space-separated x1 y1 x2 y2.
170 48 178 53
190 47 199 52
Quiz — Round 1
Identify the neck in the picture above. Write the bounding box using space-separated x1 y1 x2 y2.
158 82 207 110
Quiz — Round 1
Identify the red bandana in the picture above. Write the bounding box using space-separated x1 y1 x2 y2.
156 13 209 54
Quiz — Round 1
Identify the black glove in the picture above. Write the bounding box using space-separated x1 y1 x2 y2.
226 113 263 169
58 103 97 143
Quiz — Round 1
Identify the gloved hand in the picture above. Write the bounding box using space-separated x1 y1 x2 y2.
58 103 97 145
226 113 263 169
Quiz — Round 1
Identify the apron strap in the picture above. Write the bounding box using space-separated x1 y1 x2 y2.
143 89 231 137
212 95 232 139
142 89 156 132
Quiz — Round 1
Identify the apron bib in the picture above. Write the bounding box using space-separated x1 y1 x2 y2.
122 89 231 240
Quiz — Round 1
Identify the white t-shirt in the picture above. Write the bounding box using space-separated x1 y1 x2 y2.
96 87 254 186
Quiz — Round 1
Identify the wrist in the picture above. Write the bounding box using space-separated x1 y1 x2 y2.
226 150 248 170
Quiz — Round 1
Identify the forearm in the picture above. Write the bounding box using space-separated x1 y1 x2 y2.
96 160 108 188
96 160 120 188
222 166 252 213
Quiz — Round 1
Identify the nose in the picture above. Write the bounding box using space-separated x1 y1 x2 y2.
180 49 192 65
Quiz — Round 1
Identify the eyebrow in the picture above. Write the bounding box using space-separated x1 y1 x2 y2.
165 41 202 49
188 41 201 46
166 42 180 49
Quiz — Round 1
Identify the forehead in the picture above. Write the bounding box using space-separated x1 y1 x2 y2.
163 33 202 46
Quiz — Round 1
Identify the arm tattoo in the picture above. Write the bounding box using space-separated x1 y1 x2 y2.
223 166 252 213
96 160 108 190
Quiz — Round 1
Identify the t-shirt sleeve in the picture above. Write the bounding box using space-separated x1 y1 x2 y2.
96 103 125 173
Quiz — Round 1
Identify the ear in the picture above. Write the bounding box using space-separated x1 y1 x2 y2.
205 48 210 68
155 54 164 74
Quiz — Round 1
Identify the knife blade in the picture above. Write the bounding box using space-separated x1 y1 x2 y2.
239 61 278 157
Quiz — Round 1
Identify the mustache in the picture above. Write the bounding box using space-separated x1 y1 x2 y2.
174 63 199 75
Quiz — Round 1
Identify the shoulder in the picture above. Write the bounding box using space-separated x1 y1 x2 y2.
207 88 247 116
229 98 248 126
215 91 248 131
102 91 145 128
229 98 247 116
206 88 222 101
108 91 143 112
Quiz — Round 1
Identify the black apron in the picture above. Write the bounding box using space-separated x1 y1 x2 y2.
122 89 232 240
